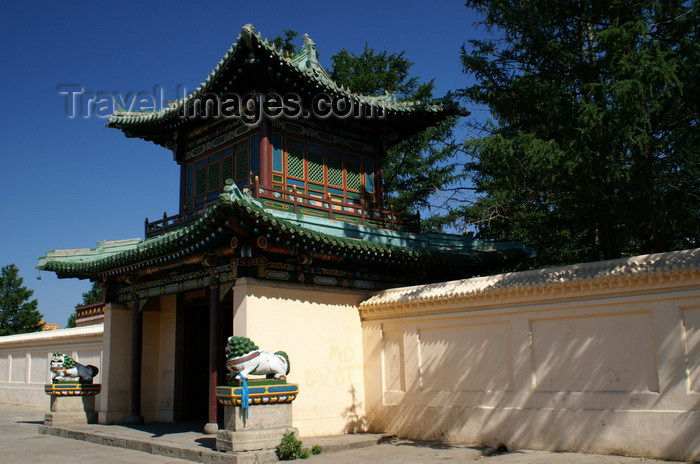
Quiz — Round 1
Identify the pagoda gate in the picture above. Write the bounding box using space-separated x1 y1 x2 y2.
39 25 530 435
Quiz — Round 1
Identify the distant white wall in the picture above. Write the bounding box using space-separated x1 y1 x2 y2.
360 249 700 462
0 325 104 409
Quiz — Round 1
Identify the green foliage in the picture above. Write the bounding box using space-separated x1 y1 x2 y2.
0 264 43 335
271 30 299 57
460 0 700 265
66 312 77 329
67 281 103 328
311 444 323 455
276 431 311 460
330 45 461 225
330 45 425 98
81 281 104 305
226 336 259 358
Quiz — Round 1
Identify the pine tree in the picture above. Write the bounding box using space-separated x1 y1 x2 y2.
80 281 104 305
0 264 43 335
330 45 461 229
270 30 299 57
270 31 461 230
66 312 76 329
66 281 103 328
458 0 700 266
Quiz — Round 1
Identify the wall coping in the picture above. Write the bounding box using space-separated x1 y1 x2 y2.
234 276 374 297
359 248 700 316
0 324 103 347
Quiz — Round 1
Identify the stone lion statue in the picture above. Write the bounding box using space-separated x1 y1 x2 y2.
50 352 99 382
225 336 290 382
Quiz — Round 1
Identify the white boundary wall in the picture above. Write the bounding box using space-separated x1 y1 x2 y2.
360 249 700 461
0 325 104 409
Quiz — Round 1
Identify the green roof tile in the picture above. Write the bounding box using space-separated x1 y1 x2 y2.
38 184 531 280
106 24 465 135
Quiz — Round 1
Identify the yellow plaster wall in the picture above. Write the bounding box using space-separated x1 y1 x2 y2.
232 277 371 437
155 294 177 422
360 253 700 461
99 303 131 424
100 297 177 424
137 295 178 423
141 310 161 422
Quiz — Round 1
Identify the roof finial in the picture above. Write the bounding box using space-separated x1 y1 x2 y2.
301 33 318 68
241 24 255 50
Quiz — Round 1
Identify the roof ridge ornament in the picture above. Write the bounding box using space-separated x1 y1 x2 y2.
106 23 466 139
301 33 318 69
241 23 255 50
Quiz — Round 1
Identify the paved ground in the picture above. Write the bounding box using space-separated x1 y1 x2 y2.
0 404 192 464
307 438 688 464
0 403 693 463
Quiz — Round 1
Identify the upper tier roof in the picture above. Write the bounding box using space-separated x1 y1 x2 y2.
107 24 465 148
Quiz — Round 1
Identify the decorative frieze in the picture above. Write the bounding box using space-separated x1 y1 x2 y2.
273 120 375 154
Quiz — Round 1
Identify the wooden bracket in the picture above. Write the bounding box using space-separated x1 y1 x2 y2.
219 281 236 303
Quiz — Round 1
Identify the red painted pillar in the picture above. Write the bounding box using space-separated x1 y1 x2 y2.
127 289 144 425
376 161 385 210
258 118 272 190
205 275 221 434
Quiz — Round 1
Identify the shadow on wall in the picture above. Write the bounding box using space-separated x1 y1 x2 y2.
244 277 371 308
343 385 366 433
365 299 700 461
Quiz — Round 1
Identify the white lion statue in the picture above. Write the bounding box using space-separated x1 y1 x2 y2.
225 336 290 382
50 352 99 382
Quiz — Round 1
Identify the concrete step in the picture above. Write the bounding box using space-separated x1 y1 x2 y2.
38 423 387 464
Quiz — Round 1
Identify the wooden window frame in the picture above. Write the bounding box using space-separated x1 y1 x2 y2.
182 135 250 211
277 135 376 207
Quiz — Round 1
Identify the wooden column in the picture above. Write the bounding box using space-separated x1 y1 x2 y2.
376 163 385 210
258 118 272 190
127 289 144 425
204 275 222 434
177 147 186 214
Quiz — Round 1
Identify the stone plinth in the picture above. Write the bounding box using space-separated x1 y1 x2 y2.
225 402 292 431
44 383 101 425
217 403 296 453
215 382 299 456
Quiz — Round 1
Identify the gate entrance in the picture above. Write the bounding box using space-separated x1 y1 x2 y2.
174 290 232 422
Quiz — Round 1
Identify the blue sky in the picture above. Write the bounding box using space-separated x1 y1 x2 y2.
0 0 490 326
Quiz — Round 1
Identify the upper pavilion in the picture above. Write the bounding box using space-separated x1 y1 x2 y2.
38 24 531 298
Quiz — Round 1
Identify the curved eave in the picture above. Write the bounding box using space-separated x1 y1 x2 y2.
39 201 232 279
39 188 527 280
106 24 463 145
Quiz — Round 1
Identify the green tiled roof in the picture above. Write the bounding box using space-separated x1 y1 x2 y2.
107 24 463 132
38 181 531 279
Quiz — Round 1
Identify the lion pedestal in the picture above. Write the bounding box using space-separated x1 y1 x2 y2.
44 383 101 425
216 381 299 459
44 352 101 426
216 337 300 462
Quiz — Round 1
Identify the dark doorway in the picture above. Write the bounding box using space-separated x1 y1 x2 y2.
176 292 209 421
173 289 234 423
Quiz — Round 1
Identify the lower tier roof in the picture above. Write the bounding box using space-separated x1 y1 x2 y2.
38 181 532 283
